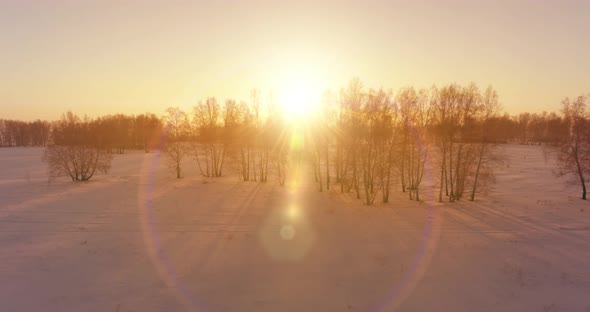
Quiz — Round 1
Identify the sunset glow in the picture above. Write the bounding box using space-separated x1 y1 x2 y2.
2 1 589 120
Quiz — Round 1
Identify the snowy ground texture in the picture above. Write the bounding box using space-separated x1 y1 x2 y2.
0 144 589 312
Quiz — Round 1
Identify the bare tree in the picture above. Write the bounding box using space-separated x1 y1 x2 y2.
193 98 225 177
251 89 262 182
431 84 496 202
447 84 480 201
554 95 590 200
470 86 503 201
410 89 432 201
165 141 189 179
163 107 189 179
44 145 113 181
338 78 364 198
359 88 393 204
238 101 255 181
397 87 431 201
44 112 113 182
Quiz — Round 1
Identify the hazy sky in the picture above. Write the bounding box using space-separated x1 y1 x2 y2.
1 0 589 120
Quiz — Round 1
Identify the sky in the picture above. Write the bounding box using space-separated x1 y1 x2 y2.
1 0 589 120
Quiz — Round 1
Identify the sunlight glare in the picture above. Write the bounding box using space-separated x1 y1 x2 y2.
287 205 299 219
276 66 323 124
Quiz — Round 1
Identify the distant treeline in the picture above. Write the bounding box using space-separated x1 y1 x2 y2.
0 119 50 147
51 113 164 153
1 114 163 152
1 106 573 149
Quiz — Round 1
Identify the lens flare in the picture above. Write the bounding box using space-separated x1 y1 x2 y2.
280 224 296 240
137 116 442 312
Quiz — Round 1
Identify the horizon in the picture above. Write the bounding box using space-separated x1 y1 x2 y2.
2 1 589 120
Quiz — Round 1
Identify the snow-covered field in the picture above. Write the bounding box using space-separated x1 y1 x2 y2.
0 145 589 312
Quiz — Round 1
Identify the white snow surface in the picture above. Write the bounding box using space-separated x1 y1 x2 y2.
0 145 589 312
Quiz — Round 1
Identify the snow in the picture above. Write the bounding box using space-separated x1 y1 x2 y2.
0 145 589 311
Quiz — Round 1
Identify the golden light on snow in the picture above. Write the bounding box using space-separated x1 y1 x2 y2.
287 205 299 219
259 202 315 261
137 149 198 311
285 157 304 194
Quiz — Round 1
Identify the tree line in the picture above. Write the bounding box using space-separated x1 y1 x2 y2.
51 113 164 153
0 119 50 147
161 91 288 183
306 80 504 204
158 84 590 203
7 80 588 202
5 103 573 150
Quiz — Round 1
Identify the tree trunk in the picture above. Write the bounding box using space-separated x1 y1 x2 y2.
401 141 406 192
383 146 392 203
313 156 318 182
439 145 446 202
325 143 330 190
252 149 257 182
576 154 587 200
448 141 454 201
336 144 341 182
247 147 250 180
471 143 484 201
317 150 323 192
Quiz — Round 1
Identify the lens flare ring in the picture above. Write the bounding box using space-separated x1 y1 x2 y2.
137 116 443 312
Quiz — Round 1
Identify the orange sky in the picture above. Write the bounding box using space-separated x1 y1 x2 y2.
1 0 589 120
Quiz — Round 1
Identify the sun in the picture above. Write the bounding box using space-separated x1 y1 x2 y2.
276 67 323 124
279 82 318 122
